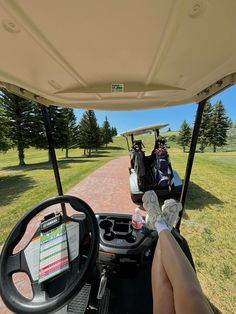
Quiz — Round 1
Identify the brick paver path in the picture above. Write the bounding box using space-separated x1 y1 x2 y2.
0 156 142 313
68 156 137 214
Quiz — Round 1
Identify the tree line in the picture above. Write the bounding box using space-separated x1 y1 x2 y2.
77 110 117 156
178 100 233 152
0 89 117 165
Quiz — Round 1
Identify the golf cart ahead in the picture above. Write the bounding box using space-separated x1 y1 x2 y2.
1 0 236 313
121 124 182 204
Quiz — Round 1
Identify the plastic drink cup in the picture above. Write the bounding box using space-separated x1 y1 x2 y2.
131 208 144 230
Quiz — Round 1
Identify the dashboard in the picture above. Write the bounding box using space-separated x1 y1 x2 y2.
96 213 158 267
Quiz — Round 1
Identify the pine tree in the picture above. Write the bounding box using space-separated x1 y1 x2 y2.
178 120 192 152
0 104 12 152
60 108 78 158
209 101 231 152
111 127 118 137
29 105 61 162
101 116 113 147
0 89 35 165
77 110 100 156
228 118 233 128
30 105 78 159
48 106 70 150
29 104 48 151
198 101 213 152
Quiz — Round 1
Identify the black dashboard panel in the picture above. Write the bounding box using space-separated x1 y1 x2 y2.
96 213 157 265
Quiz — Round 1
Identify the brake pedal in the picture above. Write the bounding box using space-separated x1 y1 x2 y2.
67 283 91 314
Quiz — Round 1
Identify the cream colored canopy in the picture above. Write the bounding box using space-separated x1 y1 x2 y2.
121 124 168 137
0 0 236 110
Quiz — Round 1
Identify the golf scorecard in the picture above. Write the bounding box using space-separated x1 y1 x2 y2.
38 213 69 283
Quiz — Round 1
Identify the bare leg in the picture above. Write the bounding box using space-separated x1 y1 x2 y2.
158 231 213 314
152 240 175 314
143 192 212 313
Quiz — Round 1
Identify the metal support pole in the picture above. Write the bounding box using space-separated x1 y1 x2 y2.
176 99 207 231
125 137 130 154
40 105 66 215
131 134 134 144
155 129 160 140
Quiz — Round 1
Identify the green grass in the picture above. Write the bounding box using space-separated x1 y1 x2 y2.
166 147 236 314
0 136 127 243
161 130 179 137
0 134 235 313
126 134 236 312
180 151 236 314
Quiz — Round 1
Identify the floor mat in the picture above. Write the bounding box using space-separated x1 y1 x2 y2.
107 264 153 314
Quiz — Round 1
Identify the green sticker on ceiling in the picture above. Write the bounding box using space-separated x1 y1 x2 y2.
111 84 124 93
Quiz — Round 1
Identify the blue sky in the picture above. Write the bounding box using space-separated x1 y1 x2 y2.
74 85 236 134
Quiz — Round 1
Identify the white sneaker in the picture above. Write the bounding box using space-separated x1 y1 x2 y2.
142 191 162 230
161 199 182 230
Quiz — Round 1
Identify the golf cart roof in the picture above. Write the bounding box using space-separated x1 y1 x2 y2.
121 124 168 137
0 0 236 110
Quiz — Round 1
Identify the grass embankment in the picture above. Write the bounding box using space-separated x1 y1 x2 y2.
0 134 235 312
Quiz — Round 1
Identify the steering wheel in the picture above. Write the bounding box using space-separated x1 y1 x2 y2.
0 195 99 314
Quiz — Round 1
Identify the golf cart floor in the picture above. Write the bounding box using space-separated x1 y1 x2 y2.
88 263 153 314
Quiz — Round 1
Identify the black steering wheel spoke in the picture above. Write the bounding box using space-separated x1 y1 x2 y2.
6 249 34 281
6 251 24 275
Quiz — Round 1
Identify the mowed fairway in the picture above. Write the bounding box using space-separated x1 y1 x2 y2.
0 135 235 313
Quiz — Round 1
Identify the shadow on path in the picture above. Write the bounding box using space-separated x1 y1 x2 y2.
185 181 223 210
0 175 35 206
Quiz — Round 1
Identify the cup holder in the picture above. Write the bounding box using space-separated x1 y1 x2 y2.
125 233 136 243
99 219 112 230
99 218 139 244
104 231 115 241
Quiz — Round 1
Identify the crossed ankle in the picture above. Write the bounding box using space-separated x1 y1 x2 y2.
154 217 170 234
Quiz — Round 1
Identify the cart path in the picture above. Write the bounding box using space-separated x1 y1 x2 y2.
0 156 141 313
68 155 137 214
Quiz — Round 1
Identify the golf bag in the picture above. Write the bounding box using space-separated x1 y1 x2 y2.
152 148 172 188
131 142 156 192
137 155 156 192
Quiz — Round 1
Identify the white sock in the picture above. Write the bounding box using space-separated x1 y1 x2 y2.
154 217 170 235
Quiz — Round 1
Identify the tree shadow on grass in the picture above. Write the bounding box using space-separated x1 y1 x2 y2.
0 175 36 206
2 158 97 171
87 154 110 158
99 146 125 151
91 151 109 155
69 153 110 158
185 181 223 210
